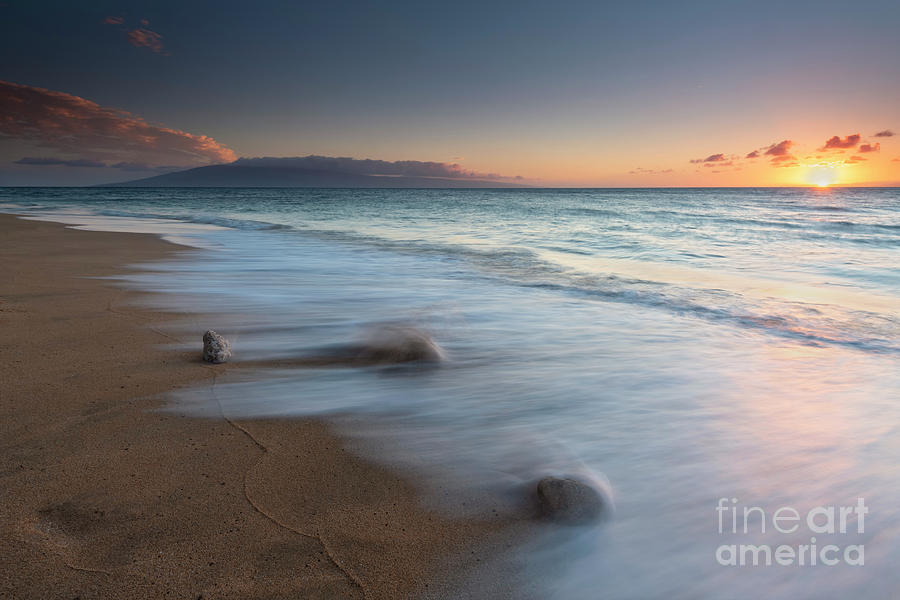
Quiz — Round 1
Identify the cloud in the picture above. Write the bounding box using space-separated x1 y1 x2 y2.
858 142 880 153
760 140 797 165
233 156 518 180
110 162 183 172
628 167 674 175
821 133 861 150
689 153 727 164
764 140 794 157
104 16 168 54
874 130 894 138
14 157 185 173
845 155 866 164
127 26 166 54
0 80 236 168
703 161 733 168
15 157 105 168
745 150 760 159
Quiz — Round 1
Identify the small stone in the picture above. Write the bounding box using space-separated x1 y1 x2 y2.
202 330 232 364
536 476 605 524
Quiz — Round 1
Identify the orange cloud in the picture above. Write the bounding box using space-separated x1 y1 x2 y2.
629 167 674 175
0 80 236 167
103 16 124 25
858 142 880 153
745 150 760 159
821 133 860 150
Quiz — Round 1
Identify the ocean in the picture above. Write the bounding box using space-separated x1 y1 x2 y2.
3 187 899 599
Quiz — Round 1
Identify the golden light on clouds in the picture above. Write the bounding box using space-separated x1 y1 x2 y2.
613 131 897 187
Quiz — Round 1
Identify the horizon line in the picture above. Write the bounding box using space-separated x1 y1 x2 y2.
2 185 899 190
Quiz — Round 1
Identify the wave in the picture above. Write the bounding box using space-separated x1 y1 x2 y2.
4 195 898 355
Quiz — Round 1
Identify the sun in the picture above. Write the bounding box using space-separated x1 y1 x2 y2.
804 161 842 188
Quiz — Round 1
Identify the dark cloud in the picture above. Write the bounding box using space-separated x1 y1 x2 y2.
821 133 860 150
110 161 150 171
15 157 105 168
0 80 236 168
760 140 797 165
745 150 760 159
874 130 894 138
104 16 167 54
858 143 880 153
234 156 517 180
127 26 166 54
689 153 727 164
14 157 191 173
110 162 183 172
764 140 794 157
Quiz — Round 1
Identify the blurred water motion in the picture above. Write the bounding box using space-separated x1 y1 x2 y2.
4 186 899 599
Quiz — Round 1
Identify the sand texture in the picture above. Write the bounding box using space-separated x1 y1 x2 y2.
0 214 522 599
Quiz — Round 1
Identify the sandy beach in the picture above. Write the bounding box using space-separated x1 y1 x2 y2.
0 214 519 599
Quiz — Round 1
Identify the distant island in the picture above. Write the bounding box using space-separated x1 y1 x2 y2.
103 156 529 188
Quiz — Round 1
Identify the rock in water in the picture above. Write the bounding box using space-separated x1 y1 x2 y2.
536 476 605 524
202 330 232 364
357 326 445 363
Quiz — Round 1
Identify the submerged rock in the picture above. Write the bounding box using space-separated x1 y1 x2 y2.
202 330 232 364
356 326 445 364
536 476 605 524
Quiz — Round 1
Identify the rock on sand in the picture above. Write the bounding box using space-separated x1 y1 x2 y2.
202 330 232 364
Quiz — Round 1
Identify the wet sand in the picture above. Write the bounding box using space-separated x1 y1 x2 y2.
0 214 523 599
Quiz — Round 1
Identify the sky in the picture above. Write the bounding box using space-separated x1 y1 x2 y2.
1 0 899 186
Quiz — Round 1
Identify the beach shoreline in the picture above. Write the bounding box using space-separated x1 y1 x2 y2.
0 214 520 599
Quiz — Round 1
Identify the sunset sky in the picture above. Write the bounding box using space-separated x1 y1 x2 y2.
1 0 899 186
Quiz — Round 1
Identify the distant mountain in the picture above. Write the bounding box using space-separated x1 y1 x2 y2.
102 159 528 188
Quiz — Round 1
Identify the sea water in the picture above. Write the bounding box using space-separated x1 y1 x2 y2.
3 187 899 599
